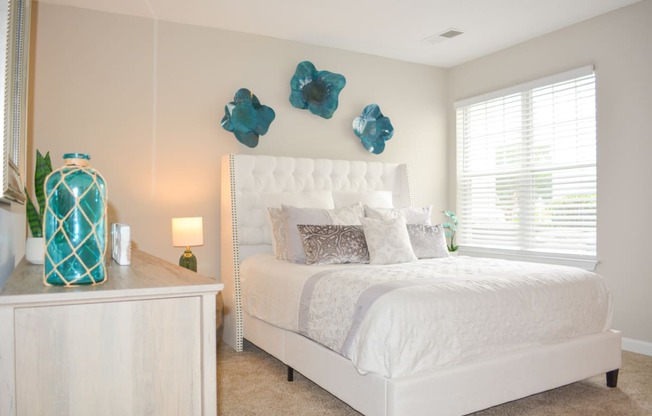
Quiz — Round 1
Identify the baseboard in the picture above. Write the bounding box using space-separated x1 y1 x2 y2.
622 337 652 356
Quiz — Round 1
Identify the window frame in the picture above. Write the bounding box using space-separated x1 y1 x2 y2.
454 66 598 271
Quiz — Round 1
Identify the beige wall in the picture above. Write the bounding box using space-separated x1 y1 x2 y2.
448 0 652 345
29 3 448 281
28 0 651 347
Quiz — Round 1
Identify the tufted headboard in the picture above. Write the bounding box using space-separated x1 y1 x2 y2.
220 154 412 351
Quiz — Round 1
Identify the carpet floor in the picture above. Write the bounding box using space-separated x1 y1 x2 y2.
217 341 652 415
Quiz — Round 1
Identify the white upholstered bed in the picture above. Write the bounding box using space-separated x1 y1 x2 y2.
220 154 621 416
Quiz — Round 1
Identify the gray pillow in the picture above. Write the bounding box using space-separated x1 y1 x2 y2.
298 225 369 265
282 205 333 263
407 224 450 259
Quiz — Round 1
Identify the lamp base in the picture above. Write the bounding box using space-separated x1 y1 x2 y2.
179 249 197 272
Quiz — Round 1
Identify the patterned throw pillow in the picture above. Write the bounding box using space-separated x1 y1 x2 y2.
298 225 370 265
360 216 417 264
283 203 366 263
407 224 450 259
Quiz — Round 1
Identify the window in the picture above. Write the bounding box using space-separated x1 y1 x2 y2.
455 66 597 268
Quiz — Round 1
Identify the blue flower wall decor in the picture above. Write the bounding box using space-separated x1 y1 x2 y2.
352 104 394 154
289 61 346 119
221 88 276 148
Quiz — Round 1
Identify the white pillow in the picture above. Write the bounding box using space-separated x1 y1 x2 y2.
365 205 432 225
261 191 335 209
360 216 417 264
283 203 365 263
329 202 364 225
332 191 393 209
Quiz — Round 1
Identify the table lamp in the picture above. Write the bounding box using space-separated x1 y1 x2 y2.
172 217 203 272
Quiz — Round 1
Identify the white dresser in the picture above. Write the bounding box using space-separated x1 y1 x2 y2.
0 250 223 416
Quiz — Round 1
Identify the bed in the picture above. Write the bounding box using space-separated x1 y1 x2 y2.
220 154 621 416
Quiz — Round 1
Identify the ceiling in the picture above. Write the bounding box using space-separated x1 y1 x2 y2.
37 0 641 67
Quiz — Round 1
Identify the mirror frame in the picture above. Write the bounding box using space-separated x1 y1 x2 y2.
0 0 31 204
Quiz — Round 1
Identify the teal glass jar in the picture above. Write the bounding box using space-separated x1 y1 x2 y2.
44 153 108 286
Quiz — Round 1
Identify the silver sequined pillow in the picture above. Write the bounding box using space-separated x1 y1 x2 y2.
298 225 370 265
407 224 450 259
268 207 288 260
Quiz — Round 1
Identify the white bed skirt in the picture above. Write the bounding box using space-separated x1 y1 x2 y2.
244 312 621 416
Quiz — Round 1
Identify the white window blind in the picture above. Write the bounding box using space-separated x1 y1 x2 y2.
455 66 597 265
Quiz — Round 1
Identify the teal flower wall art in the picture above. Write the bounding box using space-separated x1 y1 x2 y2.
352 104 394 154
221 88 275 148
289 61 346 119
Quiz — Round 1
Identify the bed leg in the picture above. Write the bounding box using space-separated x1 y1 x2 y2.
606 369 619 387
287 366 294 382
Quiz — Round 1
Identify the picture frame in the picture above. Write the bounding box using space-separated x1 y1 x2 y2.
0 0 32 204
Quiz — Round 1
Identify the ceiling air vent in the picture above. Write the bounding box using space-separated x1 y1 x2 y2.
439 29 464 39
421 28 464 45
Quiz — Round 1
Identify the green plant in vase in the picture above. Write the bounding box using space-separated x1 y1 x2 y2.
442 210 459 252
24 150 52 264
26 150 53 236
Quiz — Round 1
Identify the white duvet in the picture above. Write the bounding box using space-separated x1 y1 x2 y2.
241 254 612 378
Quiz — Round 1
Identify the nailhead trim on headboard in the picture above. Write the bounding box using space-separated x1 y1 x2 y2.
228 154 244 352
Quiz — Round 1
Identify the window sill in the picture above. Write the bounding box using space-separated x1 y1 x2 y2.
457 246 598 271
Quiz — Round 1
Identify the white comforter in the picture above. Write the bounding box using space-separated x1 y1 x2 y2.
241 254 612 378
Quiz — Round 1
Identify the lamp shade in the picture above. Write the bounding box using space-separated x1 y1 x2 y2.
172 217 204 247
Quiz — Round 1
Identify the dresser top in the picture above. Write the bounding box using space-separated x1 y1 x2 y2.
0 250 223 305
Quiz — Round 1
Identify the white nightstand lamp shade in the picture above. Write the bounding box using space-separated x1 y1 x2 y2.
172 217 203 271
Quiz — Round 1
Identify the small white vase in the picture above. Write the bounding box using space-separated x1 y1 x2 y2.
25 237 45 265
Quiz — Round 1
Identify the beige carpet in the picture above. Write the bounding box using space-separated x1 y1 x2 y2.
217 341 652 415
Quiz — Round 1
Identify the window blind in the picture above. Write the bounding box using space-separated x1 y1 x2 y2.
455 66 597 262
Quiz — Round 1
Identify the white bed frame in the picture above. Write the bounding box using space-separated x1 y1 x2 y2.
220 154 621 416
